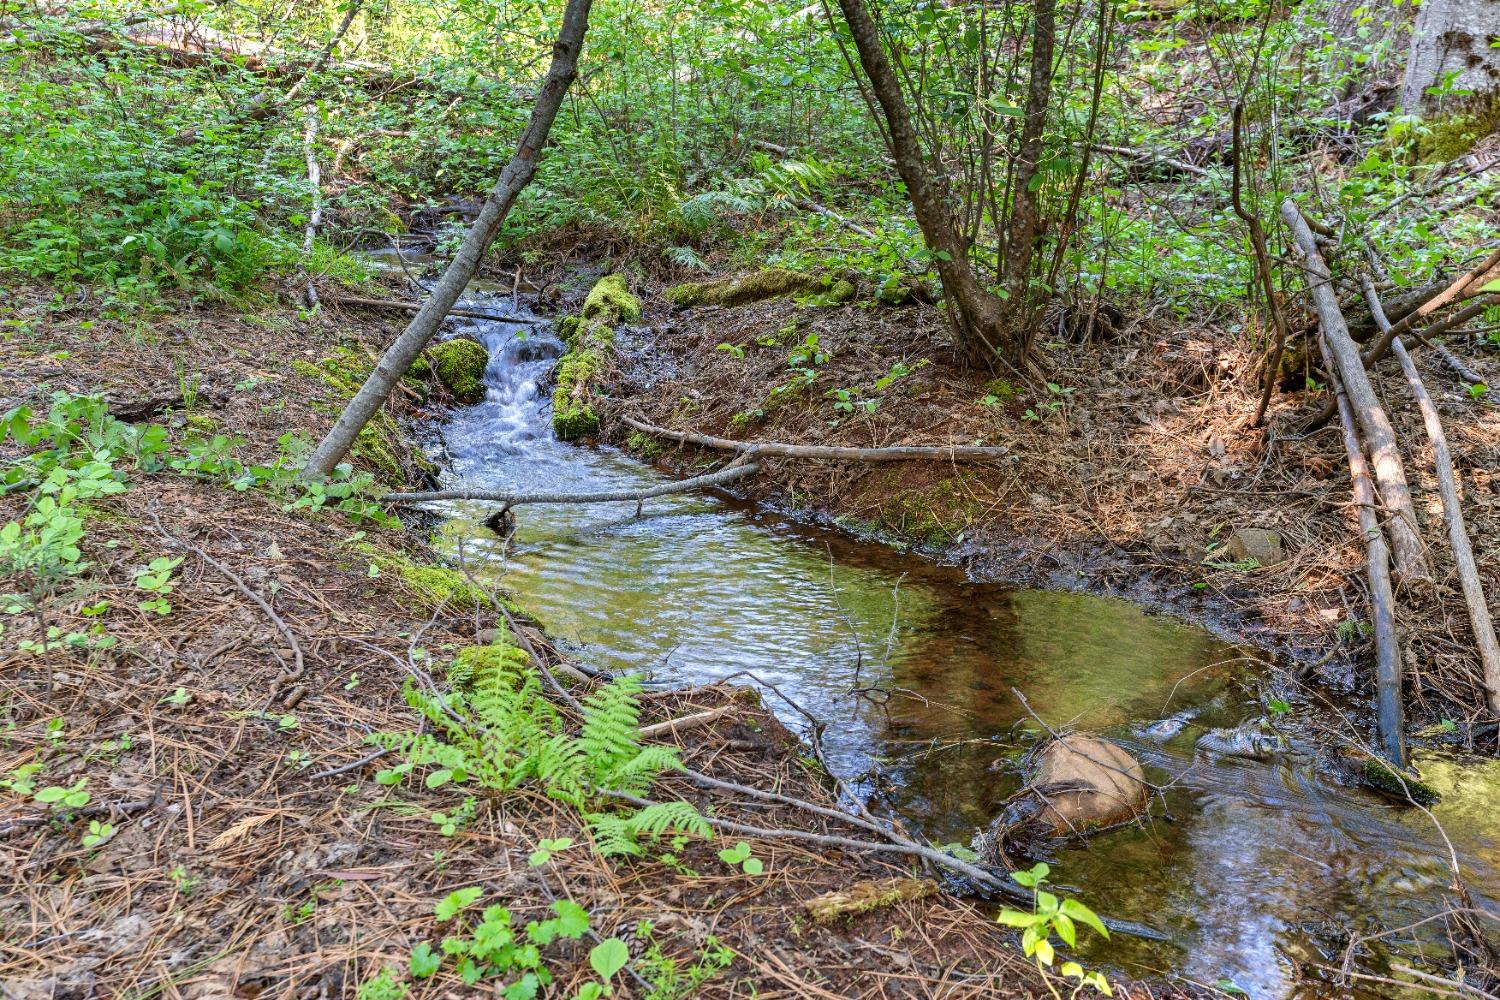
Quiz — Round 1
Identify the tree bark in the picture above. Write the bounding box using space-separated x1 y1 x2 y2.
833 0 1014 368
302 0 593 477
1280 201 1431 585
1330 353 1406 768
1400 0 1500 115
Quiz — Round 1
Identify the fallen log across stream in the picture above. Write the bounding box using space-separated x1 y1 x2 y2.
382 460 761 506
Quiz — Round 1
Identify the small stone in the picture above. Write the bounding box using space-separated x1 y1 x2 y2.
1224 527 1285 566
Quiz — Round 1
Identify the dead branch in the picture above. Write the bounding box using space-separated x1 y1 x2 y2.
1328 339 1406 767
323 293 551 325
621 415 1011 462
1232 105 1292 428
1281 200 1430 586
381 461 760 506
638 704 738 740
1369 279 1500 717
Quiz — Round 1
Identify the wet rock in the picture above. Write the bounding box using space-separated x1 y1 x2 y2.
984 735 1148 860
426 337 489 404
1223 527 1285 566
1195 721 1283 760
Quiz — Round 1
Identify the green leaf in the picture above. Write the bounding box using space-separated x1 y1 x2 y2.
1061 898 1109 939
997 908 1046 928
551 899 590 939
741 857 764 876
408 941 440 978
589 937 629 979
435 886 483 921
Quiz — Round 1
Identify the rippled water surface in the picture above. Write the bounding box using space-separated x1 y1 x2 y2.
416 292 1499 998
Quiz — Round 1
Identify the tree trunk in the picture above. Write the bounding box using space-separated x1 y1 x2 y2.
302 0 594 478
1400 0 1500 115
998 0 1056 342
833 0 1016 368
1280 201 1432 586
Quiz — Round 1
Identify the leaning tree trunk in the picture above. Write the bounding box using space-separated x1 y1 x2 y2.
302 0 594 477
1400 0 1500 115
834 0 1016 369
1280 201 1431 586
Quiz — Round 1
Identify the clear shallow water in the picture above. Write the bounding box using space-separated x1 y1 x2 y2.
417 292 1498 998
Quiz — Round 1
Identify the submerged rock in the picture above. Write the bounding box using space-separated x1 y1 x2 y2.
1137 709 1197 743
1194 721 1285 760
983 735 1149 861
426 337 490 405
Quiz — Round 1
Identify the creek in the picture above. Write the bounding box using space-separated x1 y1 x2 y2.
406 282 1498 998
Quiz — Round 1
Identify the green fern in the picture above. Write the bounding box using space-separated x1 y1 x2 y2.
371 638 700 859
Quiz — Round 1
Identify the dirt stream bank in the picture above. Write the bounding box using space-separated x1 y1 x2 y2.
578 265 1500 746
0 283 1207 998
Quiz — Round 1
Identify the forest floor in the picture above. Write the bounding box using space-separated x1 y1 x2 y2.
0 283 1209 999
571 258 1500 744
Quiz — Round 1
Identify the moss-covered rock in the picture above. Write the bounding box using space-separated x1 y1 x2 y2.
426 337 489 405
1358 756 1441 806
665 268 833 308
552 275 631 440
582 273 641 325
551 345 606 439
1418 97 1500 162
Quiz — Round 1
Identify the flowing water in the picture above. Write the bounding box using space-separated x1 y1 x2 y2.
411 287 1499 998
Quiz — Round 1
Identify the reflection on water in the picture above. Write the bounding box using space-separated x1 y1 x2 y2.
418 293 1498 999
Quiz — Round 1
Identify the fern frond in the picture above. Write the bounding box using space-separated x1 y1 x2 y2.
626 800 711 841
587 812 644 858
579 676 644 780
601 745 683 796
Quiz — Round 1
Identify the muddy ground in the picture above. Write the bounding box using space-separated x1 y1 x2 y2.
0 281 1213 998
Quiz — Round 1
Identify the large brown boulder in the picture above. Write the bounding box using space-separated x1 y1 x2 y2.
985 736 1149 862
1028 735 1148 833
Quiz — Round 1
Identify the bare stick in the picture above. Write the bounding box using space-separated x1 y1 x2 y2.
300 102 323 309
324 294 551 326
1327 341 1406 767
382 461 759 506
1231 105 1292 427
149 513 306 694
621 415 1010 462
1281 200 1430 585
638 705 738 741
1371 279 1500 717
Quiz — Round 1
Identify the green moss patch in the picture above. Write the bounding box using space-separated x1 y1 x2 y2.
552 275 633 440
426 337 489 405
855 469 988 547
581 273 641 325
1360 757 1441 806
291 345 431 479
665 268 837 308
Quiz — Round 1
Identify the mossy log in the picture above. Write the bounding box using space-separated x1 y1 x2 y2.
803 877 938 924
665 268 849 308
